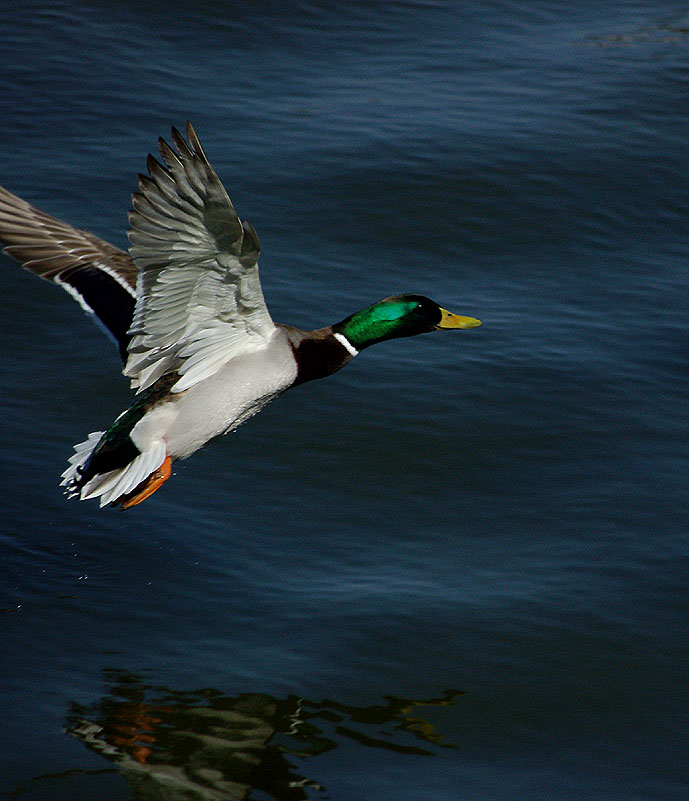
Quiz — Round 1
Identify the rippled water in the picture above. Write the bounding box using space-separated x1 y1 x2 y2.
1 2 687 799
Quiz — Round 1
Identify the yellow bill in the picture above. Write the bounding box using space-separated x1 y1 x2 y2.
435 307 482 330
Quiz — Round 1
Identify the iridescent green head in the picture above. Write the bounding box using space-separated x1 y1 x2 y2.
332 294 481 352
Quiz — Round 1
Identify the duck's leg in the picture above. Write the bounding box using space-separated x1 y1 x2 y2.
118 455 172 510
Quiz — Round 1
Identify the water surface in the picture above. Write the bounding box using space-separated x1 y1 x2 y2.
1 2 687 799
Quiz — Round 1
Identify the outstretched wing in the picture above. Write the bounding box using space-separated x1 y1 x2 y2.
125 121 276 394
0 184 137 360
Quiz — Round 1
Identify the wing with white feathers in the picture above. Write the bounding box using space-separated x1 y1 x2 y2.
125 121 276 393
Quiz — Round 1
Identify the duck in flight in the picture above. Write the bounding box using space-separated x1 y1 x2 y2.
0 122 481 509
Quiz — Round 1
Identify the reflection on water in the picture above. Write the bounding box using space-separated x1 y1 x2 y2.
62 670 461 800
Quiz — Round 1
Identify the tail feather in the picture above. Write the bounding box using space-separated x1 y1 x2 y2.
61 433 167 507
61 431 104 497
84 441 167 506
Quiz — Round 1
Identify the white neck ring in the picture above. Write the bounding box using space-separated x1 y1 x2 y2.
333 332 359 357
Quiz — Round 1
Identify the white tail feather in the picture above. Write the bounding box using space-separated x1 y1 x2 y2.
60 432 104 496
61 432 167 506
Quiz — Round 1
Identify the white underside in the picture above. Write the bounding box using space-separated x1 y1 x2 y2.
62 329 298 505
161 331 297 457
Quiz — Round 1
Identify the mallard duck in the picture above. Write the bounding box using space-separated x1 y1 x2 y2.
0 122 481 509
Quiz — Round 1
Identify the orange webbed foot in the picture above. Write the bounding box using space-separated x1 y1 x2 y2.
118 455 172 510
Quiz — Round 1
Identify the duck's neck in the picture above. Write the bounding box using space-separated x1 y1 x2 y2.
286 326 358 386
332 309 389 351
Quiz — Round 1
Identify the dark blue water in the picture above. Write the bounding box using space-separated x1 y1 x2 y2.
1 2 687 799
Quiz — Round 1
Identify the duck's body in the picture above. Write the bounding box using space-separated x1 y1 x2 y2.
158 331 299 458
0 122 480 509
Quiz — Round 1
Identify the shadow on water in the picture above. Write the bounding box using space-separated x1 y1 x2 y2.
12 670 462 801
